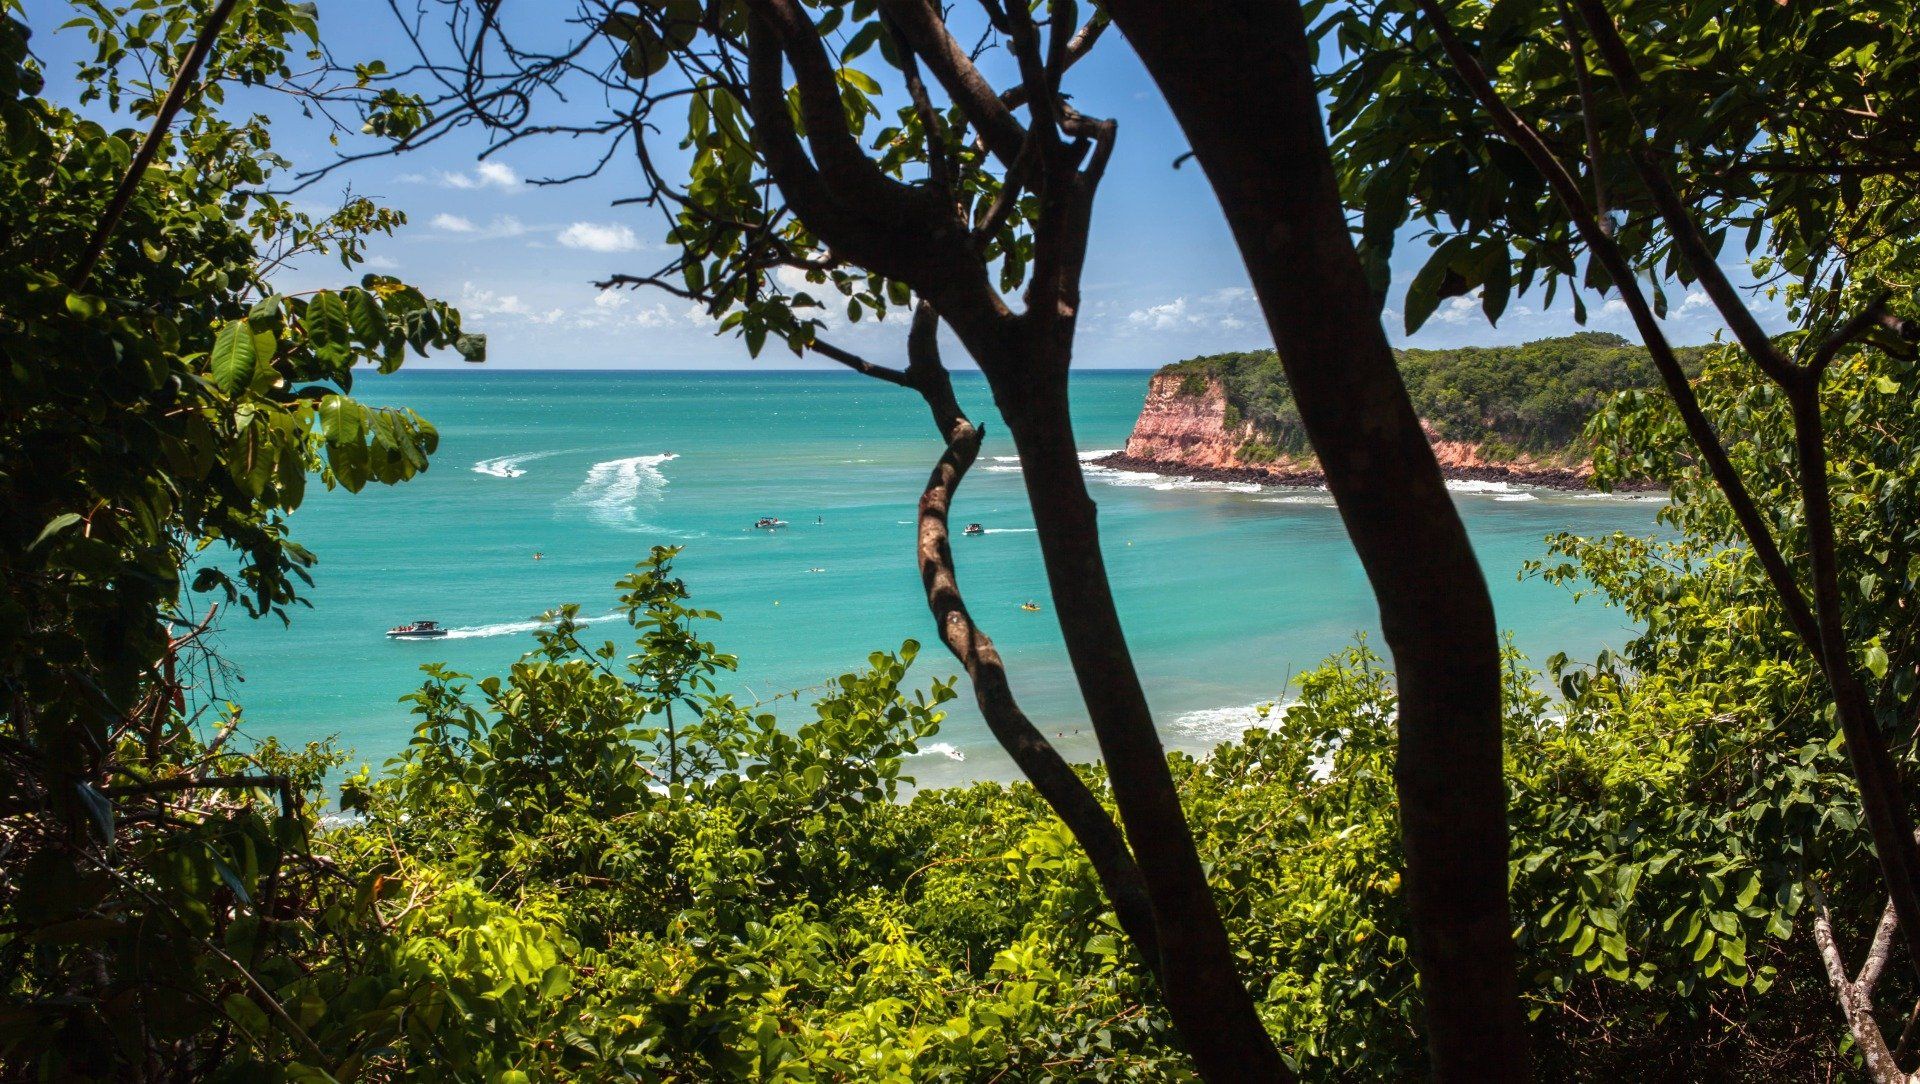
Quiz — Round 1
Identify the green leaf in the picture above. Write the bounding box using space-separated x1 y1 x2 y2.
1403 237 1472 334
29 512 82 552
1865 643 1890 680
345 289 385 343
74 782 114 844
210 319 258 395
307 290 351 367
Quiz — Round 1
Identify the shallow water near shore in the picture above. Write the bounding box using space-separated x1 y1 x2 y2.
205 369 1662 788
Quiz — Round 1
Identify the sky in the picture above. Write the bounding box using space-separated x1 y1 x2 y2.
26 0 1788 370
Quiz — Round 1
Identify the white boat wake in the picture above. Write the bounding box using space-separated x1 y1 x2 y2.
568 453 679 531
472 450 564 478
440 611 627 640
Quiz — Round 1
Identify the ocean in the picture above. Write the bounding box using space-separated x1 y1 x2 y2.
204 369 1661 788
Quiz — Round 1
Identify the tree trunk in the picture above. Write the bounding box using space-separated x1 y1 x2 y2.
993 362 1290 1082
1102 1 1528 1079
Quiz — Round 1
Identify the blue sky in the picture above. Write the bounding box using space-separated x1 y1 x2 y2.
29 0 1784 369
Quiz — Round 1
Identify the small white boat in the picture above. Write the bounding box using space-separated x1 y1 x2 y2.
754 517 788 530
964 523 985 536
386 620 448 639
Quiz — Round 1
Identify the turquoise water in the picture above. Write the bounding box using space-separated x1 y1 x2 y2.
205 370 1659 787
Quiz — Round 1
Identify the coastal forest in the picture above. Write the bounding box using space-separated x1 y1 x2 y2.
1162 332 1707 463
3 0 1919 1081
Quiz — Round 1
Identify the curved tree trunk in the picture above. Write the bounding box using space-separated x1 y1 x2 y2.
1101 1 1528 1079
990 363 1291 1082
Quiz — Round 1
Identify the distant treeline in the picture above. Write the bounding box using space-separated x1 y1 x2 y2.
1163 332 1706 462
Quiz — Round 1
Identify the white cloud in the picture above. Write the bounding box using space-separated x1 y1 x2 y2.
1434 295 1482 325
473 161 519 188
593 288 631 309
405 162 521 191
1122 288 1260 333
558 221 643 252
458 282 529 317
1127 297 1191 330
362 255 400 270
428 214 526 239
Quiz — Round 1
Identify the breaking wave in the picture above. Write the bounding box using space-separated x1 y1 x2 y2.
1170 699 1290 744
1257 492 1337 506
1080 461 1262 493
1445 478 1526 496
910 742 966 762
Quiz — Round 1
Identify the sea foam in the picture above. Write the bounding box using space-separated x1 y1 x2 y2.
1079 460 1262 494
472 450 562 478
1257 491 1336 506
570 453 679 530
440 611 627 640
1170 700 1289 744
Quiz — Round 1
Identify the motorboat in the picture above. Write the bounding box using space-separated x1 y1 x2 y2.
755 517 788 529
1020 601 1041 613
963 523 985 536
387 620 449 639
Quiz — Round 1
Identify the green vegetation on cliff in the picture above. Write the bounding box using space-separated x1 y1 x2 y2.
1164 332 1704 462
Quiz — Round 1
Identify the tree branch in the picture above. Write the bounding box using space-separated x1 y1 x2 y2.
750 0 923 219
70 0 243 289
1416 0 1920 998
915 412 1162 971
1812 883 1911 1084
1556 0 1613 236
880 0 1027 165
1859 896 1901 996
1627 148 1797 383
1410 0 1825 661
1809 292 1893 376
808 337 914 387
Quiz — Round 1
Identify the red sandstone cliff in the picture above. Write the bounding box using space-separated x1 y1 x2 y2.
1121 372 1303 471
1107 372 1595 488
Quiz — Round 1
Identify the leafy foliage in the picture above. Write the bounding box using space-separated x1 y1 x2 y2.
0 0 471 1075
1310 0 1920 339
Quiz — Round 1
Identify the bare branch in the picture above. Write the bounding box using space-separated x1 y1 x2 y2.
1627 148 1797 383
1812 883 1911 1084
751 0 923 217
1859 897 1902 995
1809 292 1894 375
881 0 1027 165
808 337 914 387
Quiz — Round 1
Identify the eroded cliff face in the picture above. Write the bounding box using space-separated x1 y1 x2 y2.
1122 373 1309 472
1113 372 1594 487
